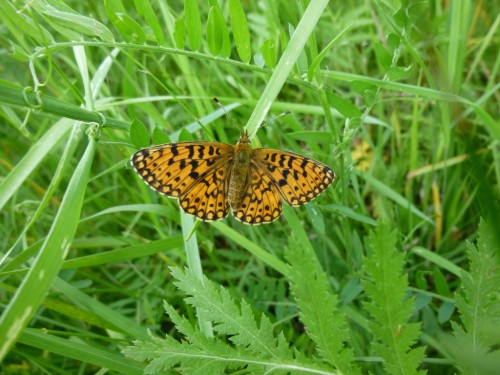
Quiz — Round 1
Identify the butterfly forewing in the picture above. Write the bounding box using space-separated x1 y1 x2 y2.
131 142 234 198
252 149 335 206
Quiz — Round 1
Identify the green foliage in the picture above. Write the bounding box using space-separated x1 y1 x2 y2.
449 219 500 374
286 242 361 374
229 0 251 63
124 267 334 374
129 118 150 148
184 0 202 51
362 223 426 375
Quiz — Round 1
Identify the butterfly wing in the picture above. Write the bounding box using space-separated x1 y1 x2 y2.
179 162 232 221
233 163 282 224
251 148 334 206
131 142 234 221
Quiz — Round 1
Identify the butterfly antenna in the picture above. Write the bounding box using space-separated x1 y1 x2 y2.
213 97 241 132
260 110 291 129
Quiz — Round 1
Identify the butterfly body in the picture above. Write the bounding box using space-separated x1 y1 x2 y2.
131 130 334 224
228 131 252 211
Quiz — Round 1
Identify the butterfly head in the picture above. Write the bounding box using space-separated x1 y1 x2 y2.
237 130 250 145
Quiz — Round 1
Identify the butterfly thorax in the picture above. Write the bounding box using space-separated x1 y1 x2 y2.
228 131 252 210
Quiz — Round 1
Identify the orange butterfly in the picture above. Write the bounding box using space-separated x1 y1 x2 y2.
131 117 334 225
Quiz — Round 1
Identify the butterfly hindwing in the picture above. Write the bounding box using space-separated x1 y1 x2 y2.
179 162 231 221
131 142 234 198
233 163 282 224
252 148 334 206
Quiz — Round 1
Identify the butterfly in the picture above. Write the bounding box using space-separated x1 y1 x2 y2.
131 128 334 225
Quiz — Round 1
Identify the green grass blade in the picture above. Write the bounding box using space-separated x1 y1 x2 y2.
0 118 73 211
52 278 149 340
0 136 96 360
245 0 330 137
18 328 144 374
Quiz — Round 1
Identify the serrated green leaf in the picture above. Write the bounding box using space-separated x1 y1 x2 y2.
184 0 202 50
130 118 150 148
124 266 338 373
229 0 251 63
449 219 500 373
286 242 360 374
362 223 426 375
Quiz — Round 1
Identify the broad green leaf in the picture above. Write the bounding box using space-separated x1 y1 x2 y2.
206 6 222 55
130 118 150 148
0 0 54 44
184 0 202 50
134 0 165 45
229 0 251 63
173 17 186 49
327 92 361 118
35 1 114 41
386 65 413 81
152 126 171 144
260 38 277 68
373 41 392 70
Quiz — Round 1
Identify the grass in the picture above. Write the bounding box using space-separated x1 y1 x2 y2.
0 0 499 374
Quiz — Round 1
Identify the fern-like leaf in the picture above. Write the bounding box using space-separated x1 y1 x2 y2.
361 223 426 375
449 219 500 374
286 241 361 374
124 267 340 374
172 267 293 361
